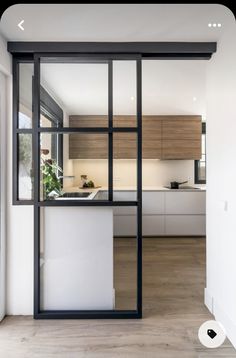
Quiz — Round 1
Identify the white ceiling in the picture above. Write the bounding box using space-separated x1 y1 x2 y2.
0 4 234 42
39 60 206 116
4 4 228 116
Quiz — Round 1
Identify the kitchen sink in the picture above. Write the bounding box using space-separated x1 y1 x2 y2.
60 192 92 198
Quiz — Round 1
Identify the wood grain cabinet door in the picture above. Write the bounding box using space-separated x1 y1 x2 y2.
69 115 202 160
113 132 137 159
161 116 202 160
69 133 108 159
69 116 108 159
113 116 137 159
113 116 162 159
142 116 162 159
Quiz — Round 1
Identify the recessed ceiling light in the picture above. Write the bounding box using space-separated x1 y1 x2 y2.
218 23 222 27
193 97 197 102
213 23 217 27
130 96 135 101
208 23 212 27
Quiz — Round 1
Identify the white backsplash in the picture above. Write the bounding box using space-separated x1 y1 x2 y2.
72 159 194 188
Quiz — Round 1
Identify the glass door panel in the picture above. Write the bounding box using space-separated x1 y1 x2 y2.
40 60 109 128
35 56 141 317
113 61 137 127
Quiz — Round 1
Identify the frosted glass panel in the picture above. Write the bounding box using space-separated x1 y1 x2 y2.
40 207 114 310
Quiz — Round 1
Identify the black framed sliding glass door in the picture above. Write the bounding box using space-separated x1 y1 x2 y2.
31 54 142 319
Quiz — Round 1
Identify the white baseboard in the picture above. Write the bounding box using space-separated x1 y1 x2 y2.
214 299 236 350
204 287 213 313
113 288 115 309
205 288 236 350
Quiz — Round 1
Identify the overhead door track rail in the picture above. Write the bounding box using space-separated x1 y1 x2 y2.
8 42 217 60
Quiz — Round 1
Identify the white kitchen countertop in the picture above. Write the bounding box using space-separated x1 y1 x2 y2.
62 185 206 195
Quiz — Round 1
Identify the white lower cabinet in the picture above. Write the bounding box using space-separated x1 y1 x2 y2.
113 191 136 215
165 191 206 214
143 215 165 236
114 215 136 236
113 190 206 236
165 215 206 236
143 192 165 214
114 215 165 236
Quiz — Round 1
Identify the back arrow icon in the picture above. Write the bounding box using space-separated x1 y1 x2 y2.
18 20 24 31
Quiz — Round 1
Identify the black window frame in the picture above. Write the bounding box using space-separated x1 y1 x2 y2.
39 84 64 186
13 57 64 204
13 56 34 205
194 122 206 184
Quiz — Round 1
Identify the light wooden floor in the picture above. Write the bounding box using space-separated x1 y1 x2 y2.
0 237 235 357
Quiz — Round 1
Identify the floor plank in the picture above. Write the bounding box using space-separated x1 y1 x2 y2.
0 237 235 357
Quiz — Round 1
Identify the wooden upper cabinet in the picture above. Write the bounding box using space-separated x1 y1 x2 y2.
69 133 108 159
69 115 202 160
143 116 162 159
69 116 108 159
162 139 201 160
114 132 137 159
162 116 202 140
161 116 202 160
69 115 107 128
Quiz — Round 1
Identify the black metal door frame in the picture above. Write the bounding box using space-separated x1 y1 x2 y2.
32 53 142 319
10 41 217 319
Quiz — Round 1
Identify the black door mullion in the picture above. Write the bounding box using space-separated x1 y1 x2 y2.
33 54 41 204
33 54 41 316
12 58 19 204
136 59 142 317
108 60 113 201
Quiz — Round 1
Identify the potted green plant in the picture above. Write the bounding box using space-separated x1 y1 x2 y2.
41 156 63 199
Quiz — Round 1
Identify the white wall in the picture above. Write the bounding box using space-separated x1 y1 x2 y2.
71 60 206 188
205 7 236 348
6 74 34 315
0 33 34 315
0 71 7 320
73 159 194 188
142 60 206 116
0 34 11 75
0 35 10 317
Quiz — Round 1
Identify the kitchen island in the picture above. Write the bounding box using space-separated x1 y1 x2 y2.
59 185 206 236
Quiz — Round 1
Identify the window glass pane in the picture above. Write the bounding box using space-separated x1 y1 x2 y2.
40 61 108 128
198 161 206 181
195 127 206 183
18 134 33 200
19 63 33 128
201 134 206 154
40 114 53 128
113 61 137 127
196 160 206 182
40 133 108 201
